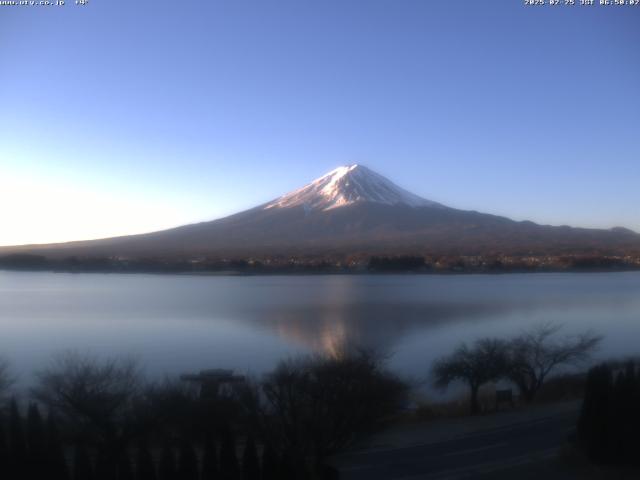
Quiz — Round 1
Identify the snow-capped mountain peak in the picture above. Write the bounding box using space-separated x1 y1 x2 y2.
264 164 443 211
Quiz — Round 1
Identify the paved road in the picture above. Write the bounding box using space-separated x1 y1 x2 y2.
335 410 579 479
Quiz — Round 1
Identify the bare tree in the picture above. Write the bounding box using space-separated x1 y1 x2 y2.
253 350 408 472
432 338 508 415
32 352 142 460
506 323 602 403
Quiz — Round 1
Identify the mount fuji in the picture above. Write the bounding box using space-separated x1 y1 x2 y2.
2 165 639 259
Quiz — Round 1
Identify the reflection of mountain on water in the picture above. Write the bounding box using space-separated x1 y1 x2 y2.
202 274 640 360
246 301 512 357
239 293 639 358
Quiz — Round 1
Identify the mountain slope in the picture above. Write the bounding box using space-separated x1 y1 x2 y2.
2 165 639 258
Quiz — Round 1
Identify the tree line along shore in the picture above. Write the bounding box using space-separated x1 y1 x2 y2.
1 253 640 274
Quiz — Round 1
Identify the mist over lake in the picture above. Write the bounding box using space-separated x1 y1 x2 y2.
1 271 639 392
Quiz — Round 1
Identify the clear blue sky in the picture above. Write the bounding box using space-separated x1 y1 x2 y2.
1 0 639 245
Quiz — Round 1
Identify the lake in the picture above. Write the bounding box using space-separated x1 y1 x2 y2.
1 271 639 394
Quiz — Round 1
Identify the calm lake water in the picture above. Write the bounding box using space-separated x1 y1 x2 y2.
1 271 639 393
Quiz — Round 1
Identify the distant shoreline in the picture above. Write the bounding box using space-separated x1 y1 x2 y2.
2 252 639 276
2 266 640 277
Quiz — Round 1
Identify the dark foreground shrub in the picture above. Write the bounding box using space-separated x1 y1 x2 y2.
577 361 640 466
256 350 408 469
